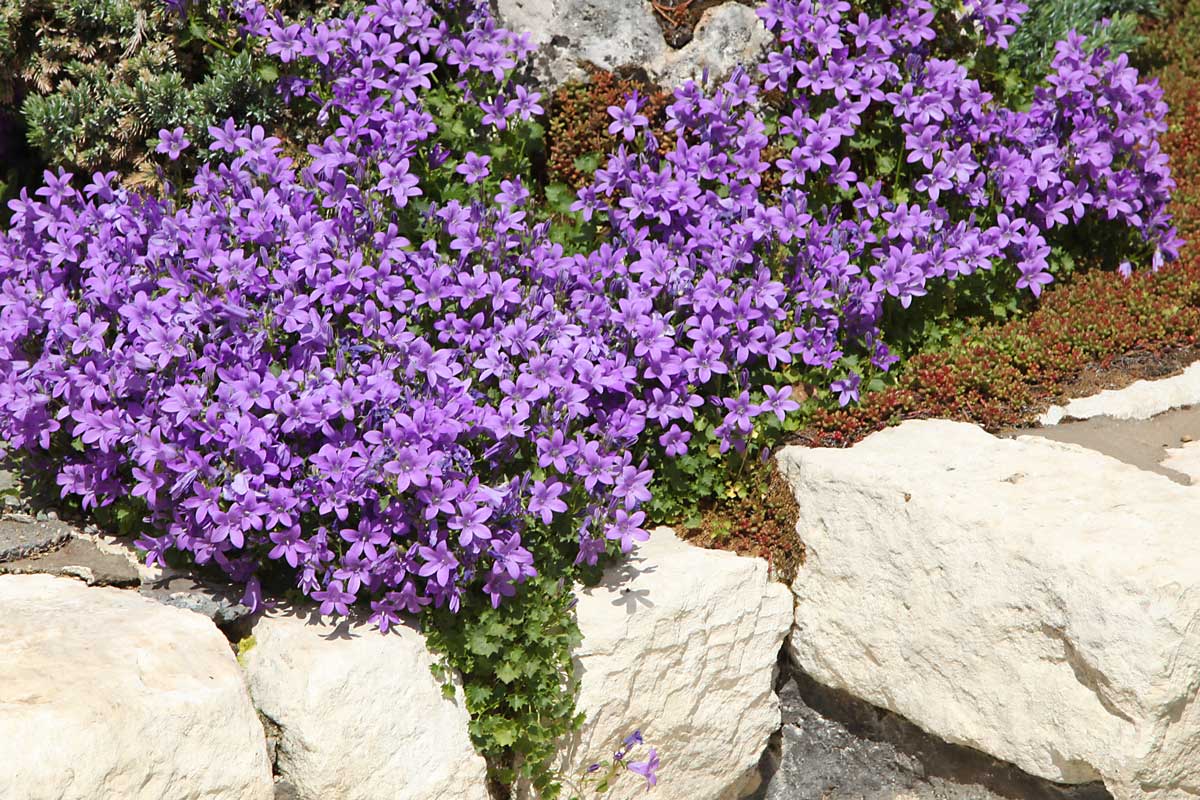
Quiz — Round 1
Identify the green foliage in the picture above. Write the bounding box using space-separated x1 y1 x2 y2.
799 258 1200 445
423 576 586 798
383 79 605 799
0 3 1173 796
1007 0 1162 81
643 367 811 527
0 0 346 194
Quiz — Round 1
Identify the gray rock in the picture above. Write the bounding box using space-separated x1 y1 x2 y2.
776 421 1200 798
650 4 773 90
0 516 73 563
140 576 253 626
0 536 140 586
753 666 1113 800
498 0 664 87
240 611 491 800
564 528 792 800
496 0 771 89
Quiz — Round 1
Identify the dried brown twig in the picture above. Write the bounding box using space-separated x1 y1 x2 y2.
650 0 695 26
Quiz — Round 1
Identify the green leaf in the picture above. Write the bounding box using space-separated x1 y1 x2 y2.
850 134 880 150
572 152 601 174
495 661 521 684
188 17 209 42
491 721 519 747
544 182 576 215
464 682 493 705
467 628 501 657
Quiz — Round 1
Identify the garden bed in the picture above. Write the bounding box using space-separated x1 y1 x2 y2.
0 0 1196 798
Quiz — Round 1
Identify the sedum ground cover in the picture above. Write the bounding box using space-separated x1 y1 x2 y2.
0 0 1182 793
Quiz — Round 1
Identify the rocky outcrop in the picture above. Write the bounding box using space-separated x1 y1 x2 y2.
496 0 772 89
563 527 793 800
0 536 140 586
756 662 1112 800
1039 361 1200 424
0 574 273 800
498 0 665 86
776 420 1200 800
652 4 773 89
238 611 490 800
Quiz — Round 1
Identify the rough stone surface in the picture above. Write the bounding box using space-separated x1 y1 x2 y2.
497 0 664 87
1163 440 1200 484
141 575 253 625
755 662 1113 800
0 515 72 562
75 525 171 583
1161 438 1200 482
0 535 140 585
0 574 273 800
777 420 1200 800
1039 361 1200 424
562 527 793 800
239 611 489 800
59 525 252 623
650 4 773 89
496 0 770 89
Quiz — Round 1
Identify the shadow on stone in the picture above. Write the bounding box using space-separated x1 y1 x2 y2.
139 575 254 627
751 655 1114 800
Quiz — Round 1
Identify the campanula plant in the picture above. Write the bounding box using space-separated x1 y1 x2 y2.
578 0 1178 516
0 0 1179 794
565 730 661 797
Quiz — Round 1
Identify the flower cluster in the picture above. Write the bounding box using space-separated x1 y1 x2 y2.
1 0 572 615
0 0 1179 622
575 0 1178 420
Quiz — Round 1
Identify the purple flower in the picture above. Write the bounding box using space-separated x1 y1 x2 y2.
604 509 648 554
0 0 1174 636
156 127 190 160
627 747 660 789
417 541 460 587
312 580 356 617
528 479 568 524
607 94 649 142
456 152 492 185
762 386 801 422
830 374 861 408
